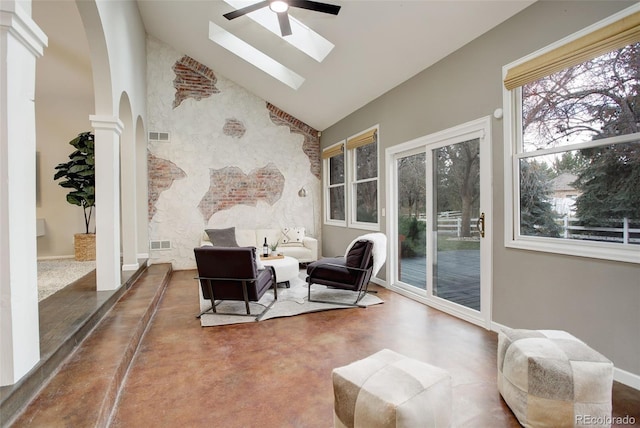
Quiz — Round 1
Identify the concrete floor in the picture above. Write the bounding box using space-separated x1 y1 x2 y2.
5 266 640 427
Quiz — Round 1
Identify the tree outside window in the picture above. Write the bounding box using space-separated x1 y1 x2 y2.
518 42 639 246
352 134 378 226
328 153 345 222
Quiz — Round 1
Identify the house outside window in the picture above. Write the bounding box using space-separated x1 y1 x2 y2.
503 6 640 263
323 141 346 226
348 126 379 230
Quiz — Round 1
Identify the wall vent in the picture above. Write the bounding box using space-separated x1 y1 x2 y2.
150 240 171 250
148 131 170 142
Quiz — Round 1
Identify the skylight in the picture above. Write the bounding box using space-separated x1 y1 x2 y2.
223 0 335 62
208 22 305 90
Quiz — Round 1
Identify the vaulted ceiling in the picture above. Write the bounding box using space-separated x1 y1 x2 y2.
34 1 536 132
137 0 535 130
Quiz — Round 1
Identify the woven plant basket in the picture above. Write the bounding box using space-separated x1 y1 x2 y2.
74 233 96 261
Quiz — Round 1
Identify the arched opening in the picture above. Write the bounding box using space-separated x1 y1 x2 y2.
34 0 96 298
119 92 139 270
135 116 149 255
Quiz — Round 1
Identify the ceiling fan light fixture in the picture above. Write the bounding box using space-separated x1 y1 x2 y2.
269 0 289 13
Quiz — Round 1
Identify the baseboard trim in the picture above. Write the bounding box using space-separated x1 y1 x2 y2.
122 263 140 271
613 367 640 391
370 276 387 287
37 255 75 261
490 321 639 390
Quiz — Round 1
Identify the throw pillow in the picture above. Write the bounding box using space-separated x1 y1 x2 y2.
280 226 305 247
205 227 238 247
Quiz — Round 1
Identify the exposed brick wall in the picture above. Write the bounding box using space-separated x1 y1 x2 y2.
172 55 220 108
198 163 285 222
148 152 187 221
266 102 320 179
223 118 246 138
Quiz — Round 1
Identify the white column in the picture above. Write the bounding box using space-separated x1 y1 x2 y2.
0 1 47 386
120 126 139 271
90 116 123 291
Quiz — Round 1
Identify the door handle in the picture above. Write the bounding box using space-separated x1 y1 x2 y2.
476 212 485 238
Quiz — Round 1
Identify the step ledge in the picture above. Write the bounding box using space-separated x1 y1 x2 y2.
2 262 172 427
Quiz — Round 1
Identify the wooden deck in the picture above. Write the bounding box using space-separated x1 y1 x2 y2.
398 250 481 311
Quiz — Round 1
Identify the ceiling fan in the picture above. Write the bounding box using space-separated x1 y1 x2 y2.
223 0 341 37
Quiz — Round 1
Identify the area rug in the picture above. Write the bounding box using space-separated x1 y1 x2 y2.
38 258 96 301
199 270 383 327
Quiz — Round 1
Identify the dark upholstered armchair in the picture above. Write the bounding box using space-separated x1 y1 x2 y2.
194 246 277 321
306 239 375 306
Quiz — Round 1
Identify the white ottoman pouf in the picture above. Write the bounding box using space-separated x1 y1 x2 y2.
497 329 614 428
332 349 452 428
260 255 299 287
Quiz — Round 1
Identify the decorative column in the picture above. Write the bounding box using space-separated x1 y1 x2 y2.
90 115 123 291
0 1 47 386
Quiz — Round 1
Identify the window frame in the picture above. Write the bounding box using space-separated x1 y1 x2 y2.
502 5 640 264
323 140 347 227
348 125 380 231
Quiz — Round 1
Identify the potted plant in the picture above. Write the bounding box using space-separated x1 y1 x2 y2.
53 132 96 261
269 240 279 257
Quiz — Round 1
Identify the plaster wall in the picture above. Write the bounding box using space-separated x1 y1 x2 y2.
320 1 640 378
146 38 320 270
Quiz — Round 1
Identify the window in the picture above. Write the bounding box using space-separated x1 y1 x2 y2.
323 141 346 226
503 6 640 263
348 127 379 230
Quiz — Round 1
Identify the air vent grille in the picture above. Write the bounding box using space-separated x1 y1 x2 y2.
148 131 170 142
150 240 171 250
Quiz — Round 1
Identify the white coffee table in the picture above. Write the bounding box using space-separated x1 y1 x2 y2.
260 255 299 288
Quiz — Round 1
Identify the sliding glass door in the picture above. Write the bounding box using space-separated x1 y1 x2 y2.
432 139 481 311
397 150 427 289
389 118 491 327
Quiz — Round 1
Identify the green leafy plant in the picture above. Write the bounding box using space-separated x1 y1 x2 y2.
269 240 279 252
53 132 95 234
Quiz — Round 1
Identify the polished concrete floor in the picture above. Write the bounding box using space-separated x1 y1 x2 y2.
8 267 640 427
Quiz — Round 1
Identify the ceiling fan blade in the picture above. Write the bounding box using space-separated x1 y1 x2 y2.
289 0 341 15
223 1 269 20
277 12 292 36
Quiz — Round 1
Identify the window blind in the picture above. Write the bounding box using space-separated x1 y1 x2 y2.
346 129 377 150
321 143 344 159
504 11 640 90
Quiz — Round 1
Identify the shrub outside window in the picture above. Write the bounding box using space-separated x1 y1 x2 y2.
503 8 640 263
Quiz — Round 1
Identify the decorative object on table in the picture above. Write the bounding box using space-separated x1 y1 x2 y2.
263 237 269 257
260 254 284 260
306 232 387 306
194 246 277 321
53 131 96 261
497 328 613 428
332 349 452 428
269 240 279 256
